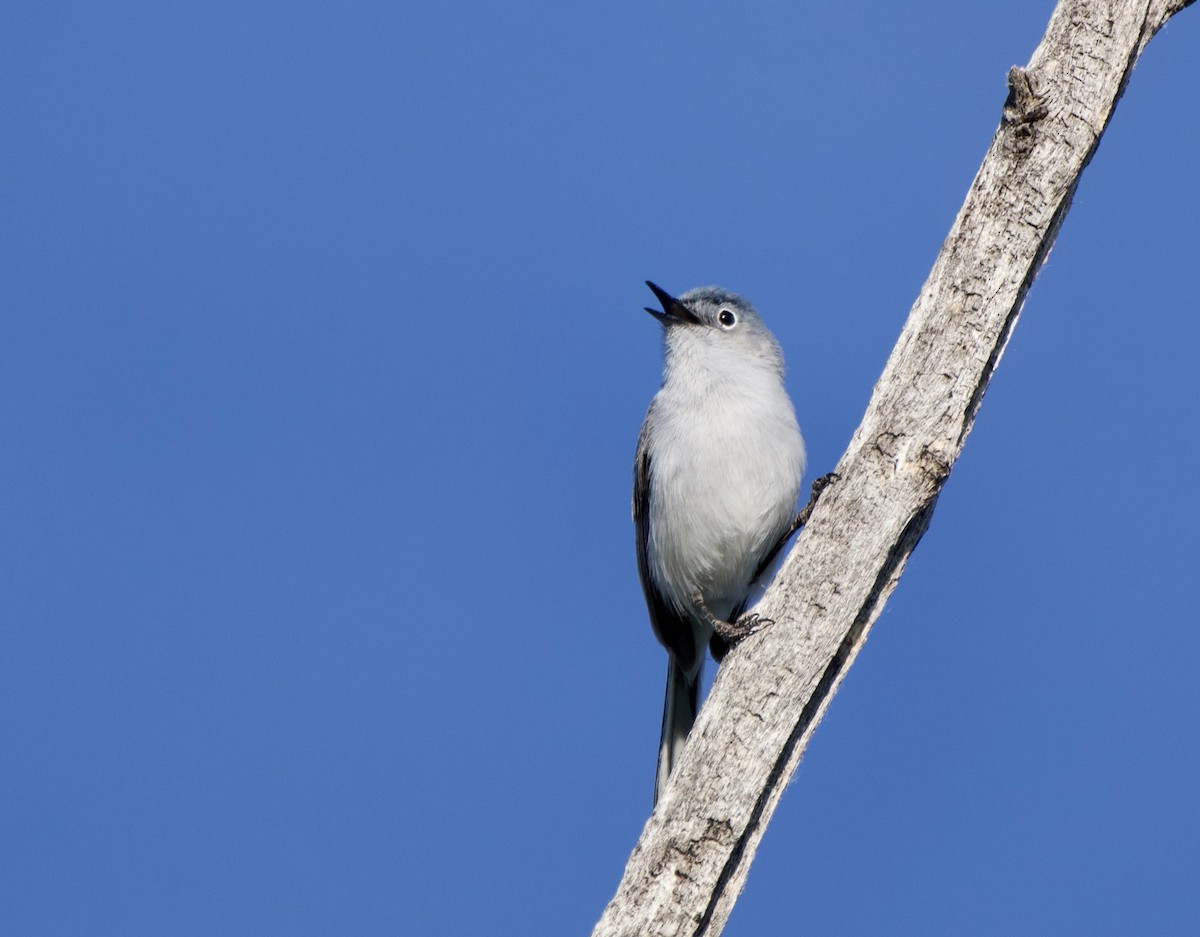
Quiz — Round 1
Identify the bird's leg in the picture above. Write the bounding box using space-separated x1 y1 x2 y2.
795 472 839 530
691 592 772 644
751 473 840 582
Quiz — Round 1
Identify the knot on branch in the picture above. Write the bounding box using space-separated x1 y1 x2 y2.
1002 65 1049 154
915 443 952 487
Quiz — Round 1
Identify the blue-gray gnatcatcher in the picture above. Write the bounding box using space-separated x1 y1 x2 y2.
635 281 807 804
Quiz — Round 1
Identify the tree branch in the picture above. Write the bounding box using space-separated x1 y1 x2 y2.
592 1 1195 934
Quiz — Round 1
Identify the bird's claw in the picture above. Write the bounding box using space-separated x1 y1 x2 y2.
712 611 773 643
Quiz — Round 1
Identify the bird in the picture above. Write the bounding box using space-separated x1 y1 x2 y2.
634 280 806 805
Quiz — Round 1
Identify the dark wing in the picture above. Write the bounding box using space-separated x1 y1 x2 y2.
634 415 700 675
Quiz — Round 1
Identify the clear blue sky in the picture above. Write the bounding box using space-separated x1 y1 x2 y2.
4 2 1199 934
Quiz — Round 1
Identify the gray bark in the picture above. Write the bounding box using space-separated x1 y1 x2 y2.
592 1 1195 935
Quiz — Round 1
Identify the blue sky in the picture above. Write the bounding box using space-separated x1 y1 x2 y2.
3 2 1199 934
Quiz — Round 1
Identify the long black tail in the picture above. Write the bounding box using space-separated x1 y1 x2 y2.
654 657 701 805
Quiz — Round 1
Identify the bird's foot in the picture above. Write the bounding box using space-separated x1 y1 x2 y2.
692 593 773 645
794 472 839 530
720 611 774 642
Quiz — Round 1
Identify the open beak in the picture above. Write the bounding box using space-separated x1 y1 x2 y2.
644 281 700 326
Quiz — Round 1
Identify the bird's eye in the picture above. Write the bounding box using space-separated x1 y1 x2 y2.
718 309 737 328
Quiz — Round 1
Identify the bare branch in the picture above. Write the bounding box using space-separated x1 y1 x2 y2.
592 1 1195 934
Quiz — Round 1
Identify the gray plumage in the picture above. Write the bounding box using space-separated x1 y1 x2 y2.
634 282 805 804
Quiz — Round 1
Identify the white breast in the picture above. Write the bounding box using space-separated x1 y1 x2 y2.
646 346 805 625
